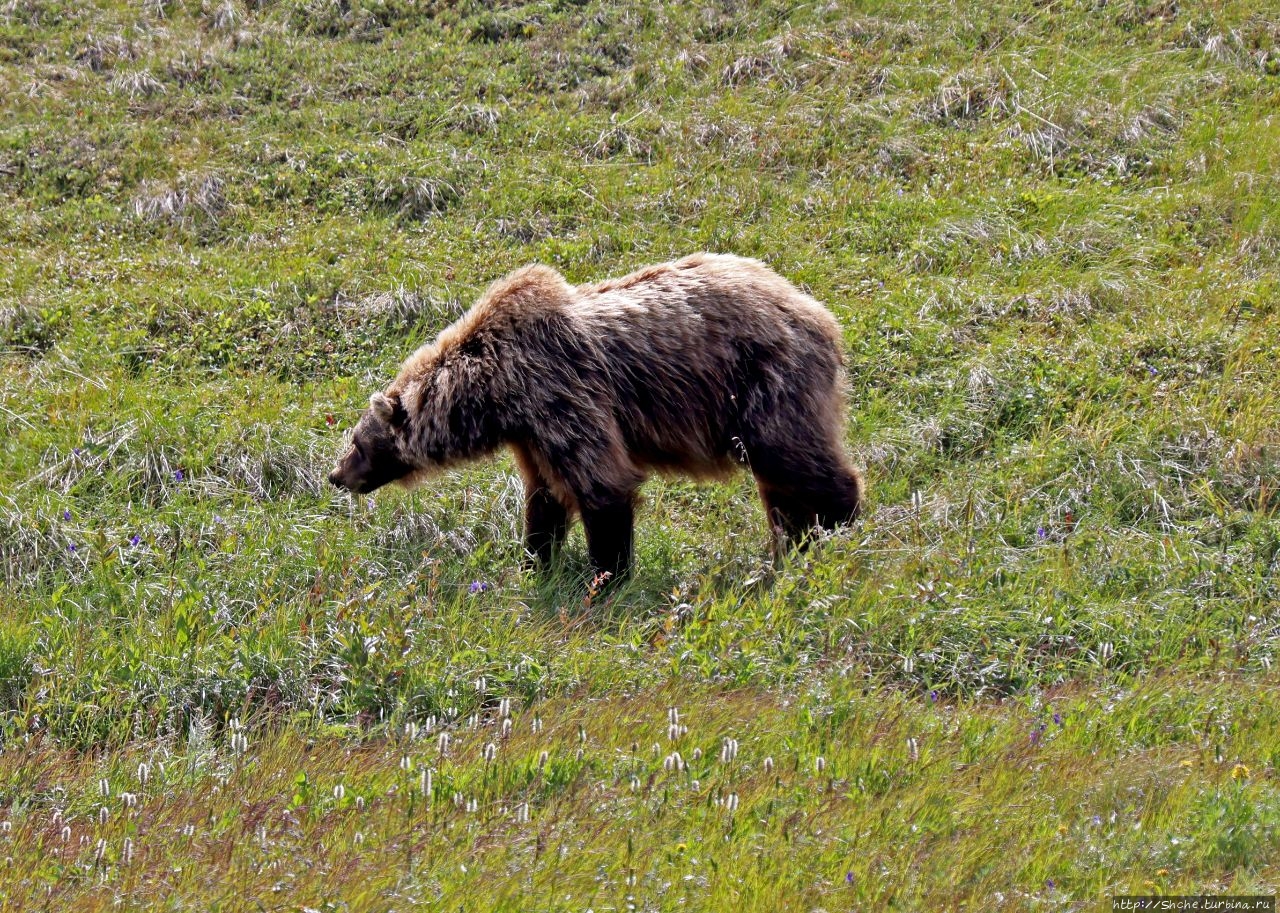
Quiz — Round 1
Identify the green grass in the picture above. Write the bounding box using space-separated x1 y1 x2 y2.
1 0 1279 908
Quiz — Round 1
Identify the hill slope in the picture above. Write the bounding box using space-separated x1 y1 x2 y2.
2 0 1279 908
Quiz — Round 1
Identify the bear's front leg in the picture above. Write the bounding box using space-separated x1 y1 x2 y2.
524 485 569 569
581 497 634 583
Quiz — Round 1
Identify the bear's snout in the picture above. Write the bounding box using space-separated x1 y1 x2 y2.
328 469 345 490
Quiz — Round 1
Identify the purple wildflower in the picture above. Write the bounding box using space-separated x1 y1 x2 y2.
73 447 82 456
129 535 141 547
468 581 490 594
214 515 224 524
1046 878 1055 889
67 543 77 552
929 690 939 703
1036 526 1047 539
1053 711 1063 727
174 470 184 481
846 871 854 885
1148 365 1158 376
63 510 71 521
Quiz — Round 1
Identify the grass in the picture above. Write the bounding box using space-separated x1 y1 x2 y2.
1 0 1279 908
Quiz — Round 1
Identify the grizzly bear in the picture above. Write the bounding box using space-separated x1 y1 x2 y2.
328 253 864 581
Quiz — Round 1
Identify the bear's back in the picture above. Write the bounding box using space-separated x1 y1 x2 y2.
559 254 846 475
571 253 840 344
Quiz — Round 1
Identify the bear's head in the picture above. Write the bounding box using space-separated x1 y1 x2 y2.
327 391 414 495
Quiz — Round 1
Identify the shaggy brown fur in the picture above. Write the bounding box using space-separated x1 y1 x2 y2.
329 253 864 580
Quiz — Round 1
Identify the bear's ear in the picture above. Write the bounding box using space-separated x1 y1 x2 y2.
369 391 406 426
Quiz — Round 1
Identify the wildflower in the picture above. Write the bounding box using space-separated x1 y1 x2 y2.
1037 526 1047 539
420 768 432 797
724 792 739 813
763 756 774 773
63 510 72 521
501 718 512 738
1053 712 1063 727
121 792 137 809
498 698 510 718
438 732 450 754
691 747 702 762
1231 763 1250 781
668 707 679 725
99 778 110 798
929 690 938 702
400 755 413 772
68 543 78 552
1148 365 1158 376
483 742 497 762
214 514 225 524
1046 878 1055 889
1179 758 1195 769
137 763 150 787
174 470 184 481
468 581 490 594
1156 868 1169 877
122 837 133 864
129 534 141 547
721 737 739 763
846 871 854 885
61 825 71 842
99 806 109 825
816 756 826 774
538 750 549 768
334 784 345 801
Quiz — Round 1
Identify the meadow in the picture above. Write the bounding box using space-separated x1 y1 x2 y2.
1 0 1279 908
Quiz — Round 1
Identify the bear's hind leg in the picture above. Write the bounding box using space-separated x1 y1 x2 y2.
755 456 863 553
581 496 635 584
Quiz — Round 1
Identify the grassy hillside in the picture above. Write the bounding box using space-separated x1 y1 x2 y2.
2 0 1279 908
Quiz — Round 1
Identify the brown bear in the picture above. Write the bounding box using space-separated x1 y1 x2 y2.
328 253 864 581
